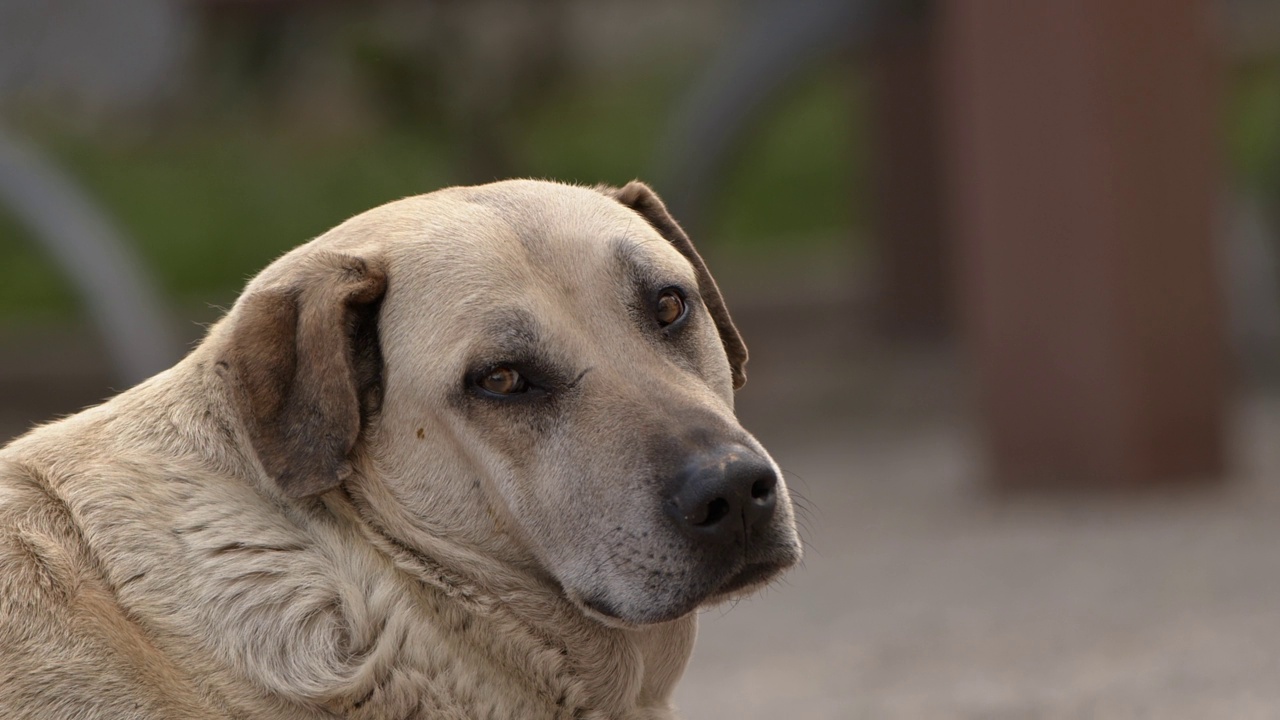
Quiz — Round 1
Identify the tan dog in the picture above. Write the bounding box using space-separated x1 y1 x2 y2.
0 180 801 719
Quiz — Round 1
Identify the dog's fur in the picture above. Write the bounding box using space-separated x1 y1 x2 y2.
0 180 801 719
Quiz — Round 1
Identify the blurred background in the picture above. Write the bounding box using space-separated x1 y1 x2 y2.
2 0 1280 716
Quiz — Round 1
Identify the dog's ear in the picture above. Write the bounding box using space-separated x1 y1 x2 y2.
600 180 749 389
217 251 386 498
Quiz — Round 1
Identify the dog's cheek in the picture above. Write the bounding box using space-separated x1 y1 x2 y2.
445 396 567 504
453 401 558 465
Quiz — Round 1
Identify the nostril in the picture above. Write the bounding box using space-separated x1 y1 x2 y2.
693 497 731 527
667 446 778 539
750 475 776 503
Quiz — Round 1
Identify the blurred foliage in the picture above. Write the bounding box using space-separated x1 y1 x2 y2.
711 68 864 252
0 211 71 323
7 28 1276 329
0 126 454 321
1230 58 1280 201
0 59 861 323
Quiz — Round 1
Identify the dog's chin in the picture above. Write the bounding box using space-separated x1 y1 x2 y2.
570 558 795 627
570 591 698 628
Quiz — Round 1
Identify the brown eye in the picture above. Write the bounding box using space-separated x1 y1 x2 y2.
655 289 686 327
478 367 527 395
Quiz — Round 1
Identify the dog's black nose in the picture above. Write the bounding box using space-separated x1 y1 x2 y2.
667 446 777 543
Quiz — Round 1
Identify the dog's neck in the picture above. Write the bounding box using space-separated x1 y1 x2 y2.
322 471 697 719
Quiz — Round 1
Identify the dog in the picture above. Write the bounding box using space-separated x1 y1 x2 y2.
0 180 802 719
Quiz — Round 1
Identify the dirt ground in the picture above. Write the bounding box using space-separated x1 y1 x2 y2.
677 303 1280 719
4 299 1278 719
679 392 1280 719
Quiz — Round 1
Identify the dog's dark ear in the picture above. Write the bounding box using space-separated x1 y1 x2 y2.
217 252 386 498
601 180 748 389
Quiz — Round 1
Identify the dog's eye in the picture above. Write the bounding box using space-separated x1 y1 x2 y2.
478 367 527 395
655 289 686 327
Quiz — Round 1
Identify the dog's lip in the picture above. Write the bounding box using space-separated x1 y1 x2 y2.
705 553 798 601
712 529 805 593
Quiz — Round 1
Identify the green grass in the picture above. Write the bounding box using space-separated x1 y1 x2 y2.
709 67 866 254
0 62 865 323
0 126 453 322
57 126 453 300
0 210 77 322
1230 60 1280 198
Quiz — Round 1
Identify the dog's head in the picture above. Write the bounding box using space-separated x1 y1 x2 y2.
216 179 802 626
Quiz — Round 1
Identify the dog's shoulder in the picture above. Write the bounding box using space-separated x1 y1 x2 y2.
0 452 81 612
0 418 246 718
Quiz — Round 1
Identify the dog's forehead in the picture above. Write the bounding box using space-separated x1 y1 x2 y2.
377 181 697 291
465 181 691 272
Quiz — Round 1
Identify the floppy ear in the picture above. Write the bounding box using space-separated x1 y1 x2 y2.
601 180 749 389
217 251 386 498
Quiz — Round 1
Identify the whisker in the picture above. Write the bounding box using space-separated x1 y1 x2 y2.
779 469 823 556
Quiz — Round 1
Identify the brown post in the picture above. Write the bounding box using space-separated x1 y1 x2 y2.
939 0 1228 488
870 11 951 339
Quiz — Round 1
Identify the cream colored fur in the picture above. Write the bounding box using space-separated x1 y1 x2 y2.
0 180 799 719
